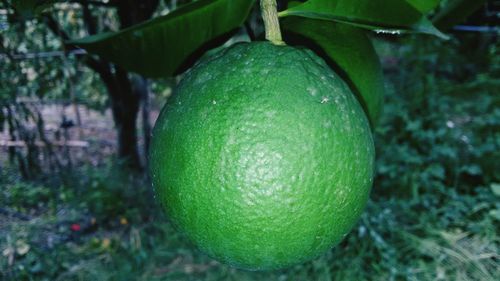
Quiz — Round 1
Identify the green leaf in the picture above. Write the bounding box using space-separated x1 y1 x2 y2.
282 17 384 126
69 0 255 78
406 0 441 13
279 0 448 39
433 0 488 31
490 209 500 221
491 183 500 197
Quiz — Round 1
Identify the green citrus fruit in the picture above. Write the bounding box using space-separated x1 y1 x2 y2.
150 42 374 270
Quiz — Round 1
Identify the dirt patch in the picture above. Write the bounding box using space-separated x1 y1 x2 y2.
0 103 160 170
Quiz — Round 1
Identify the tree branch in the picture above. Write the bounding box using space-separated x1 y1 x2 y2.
43 14 111 82
81 1 97 35
44 14 71 42
69 0 118 8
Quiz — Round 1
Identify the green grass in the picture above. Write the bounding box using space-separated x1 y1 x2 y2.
1 173 498 281
1 35 499 280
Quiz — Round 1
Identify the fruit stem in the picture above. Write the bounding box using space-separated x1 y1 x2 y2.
260 0 285 45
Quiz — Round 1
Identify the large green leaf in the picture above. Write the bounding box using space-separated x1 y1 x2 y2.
406 0 441 13
69 0 255 78
433 0 488 30
282 17 384 127
279 0 448 39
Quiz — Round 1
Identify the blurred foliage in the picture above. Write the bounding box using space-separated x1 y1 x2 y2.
0 17 107 111
375 33 500 199
1 181 52 211
71 163 155 223
0 1 170 112
1 30 499 280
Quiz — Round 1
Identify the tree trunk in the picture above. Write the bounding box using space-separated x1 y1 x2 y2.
114 101 141 169
103 66 142 170
45 0 161 172
107 0 159 170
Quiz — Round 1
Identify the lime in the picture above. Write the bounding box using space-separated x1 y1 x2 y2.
150 42 374 270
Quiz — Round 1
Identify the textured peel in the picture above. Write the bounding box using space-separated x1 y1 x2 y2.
150 42 375 270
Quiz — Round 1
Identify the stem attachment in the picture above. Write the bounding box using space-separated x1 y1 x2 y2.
260 0 285 45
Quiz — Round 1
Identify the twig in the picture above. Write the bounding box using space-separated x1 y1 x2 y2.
0 140 89 147
260 0 284 45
